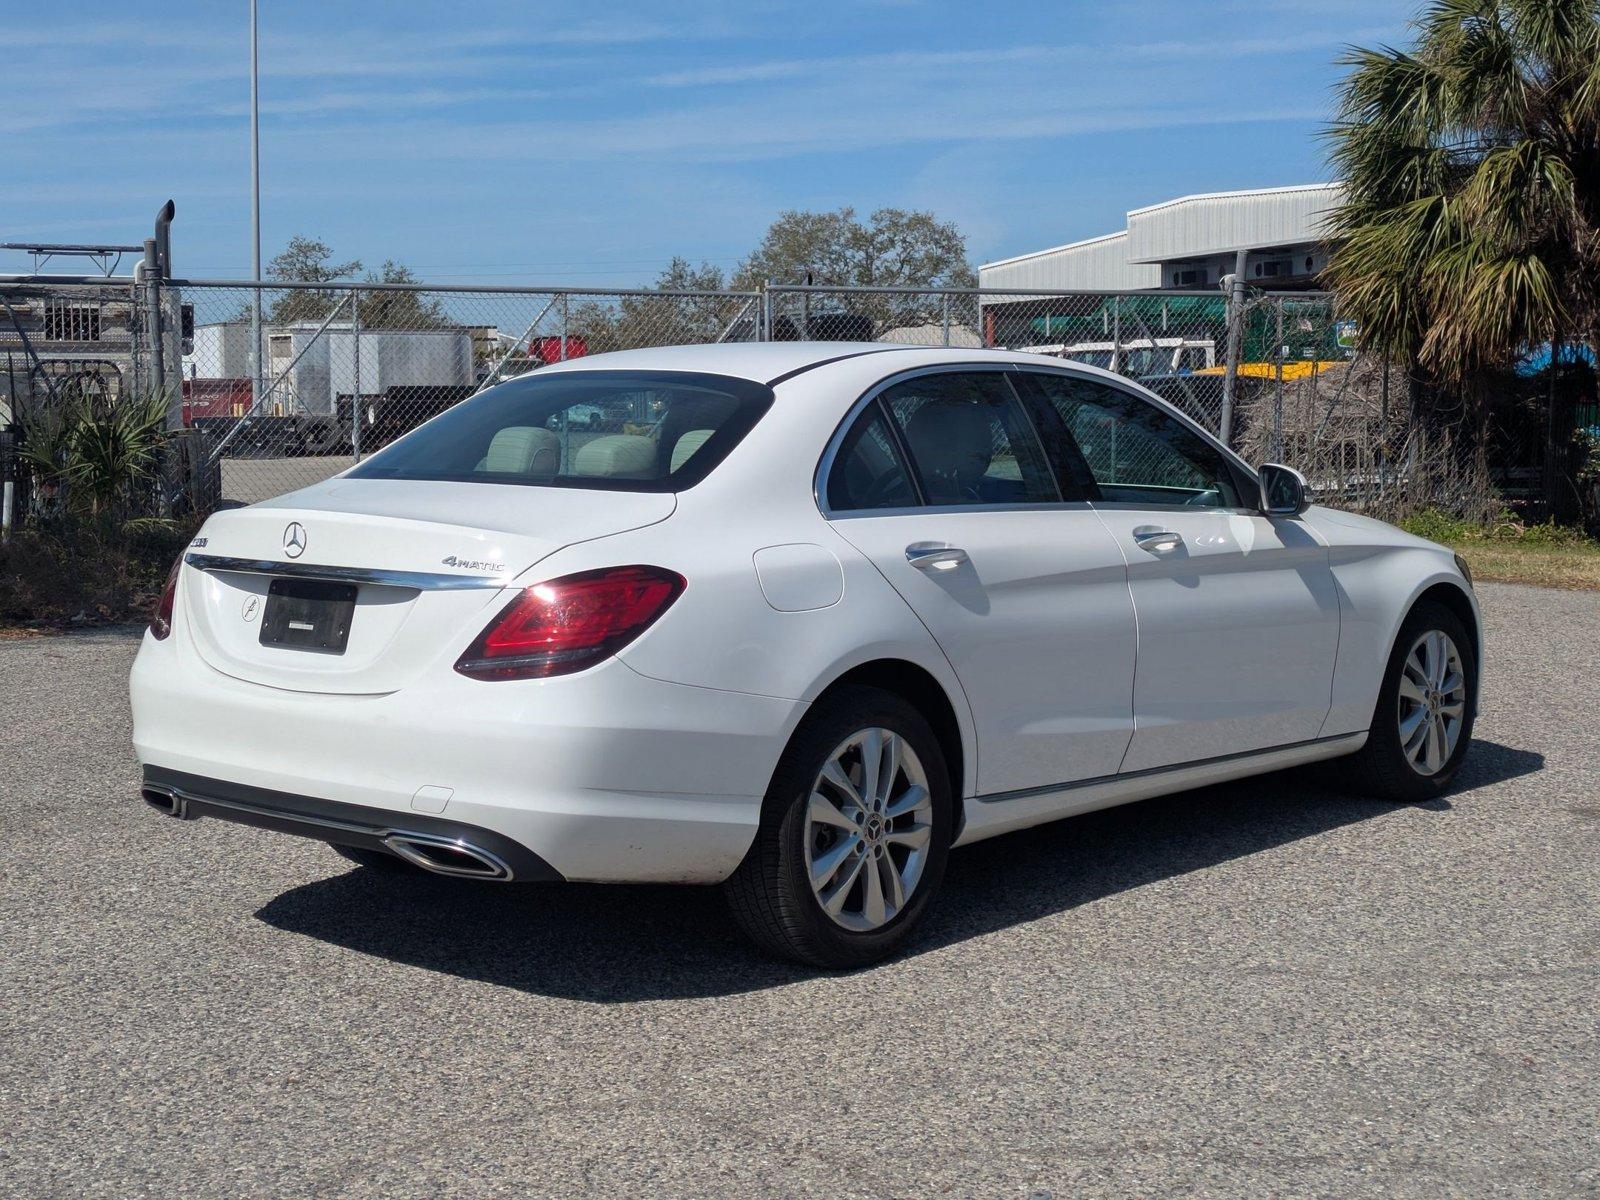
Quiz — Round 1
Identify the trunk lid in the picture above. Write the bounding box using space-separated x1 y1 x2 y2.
181 479 675 694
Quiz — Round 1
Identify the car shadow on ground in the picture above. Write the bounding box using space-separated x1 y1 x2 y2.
254 739 1543 1002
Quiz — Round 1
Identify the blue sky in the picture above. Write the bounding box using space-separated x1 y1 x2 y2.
2 0 1409 284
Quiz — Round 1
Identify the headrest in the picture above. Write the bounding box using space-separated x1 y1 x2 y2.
670 429 714 473
903 401 993 500
573 434 657 479
479 426 560 476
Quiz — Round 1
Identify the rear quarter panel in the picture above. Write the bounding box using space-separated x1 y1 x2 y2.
500 359 983 798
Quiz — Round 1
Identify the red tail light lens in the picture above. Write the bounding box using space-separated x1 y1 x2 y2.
455 565 685 681
149 555 183 640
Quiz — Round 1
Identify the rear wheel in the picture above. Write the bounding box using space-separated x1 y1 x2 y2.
725 686 953 968
1342 600 1476 802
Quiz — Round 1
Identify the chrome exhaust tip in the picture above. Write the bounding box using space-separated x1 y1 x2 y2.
381 832 513 881
143 787 194 820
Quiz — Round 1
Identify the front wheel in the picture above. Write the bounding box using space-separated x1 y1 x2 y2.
725 686 953 968
1342 599 1476 802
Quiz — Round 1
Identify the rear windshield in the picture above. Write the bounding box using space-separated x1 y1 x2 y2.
347 370 773 492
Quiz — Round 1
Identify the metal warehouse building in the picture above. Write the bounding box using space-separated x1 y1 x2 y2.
979 182 1344 294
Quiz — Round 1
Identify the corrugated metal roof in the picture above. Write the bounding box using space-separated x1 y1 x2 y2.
979 182 1345 290
1125 183 1343 263
978 231 1160 292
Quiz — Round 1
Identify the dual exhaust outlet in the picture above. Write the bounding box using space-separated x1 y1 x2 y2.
141 786 513 881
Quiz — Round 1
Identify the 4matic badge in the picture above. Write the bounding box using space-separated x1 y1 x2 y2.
441 555 506 572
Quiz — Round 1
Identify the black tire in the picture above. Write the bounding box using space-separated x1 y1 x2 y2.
329 843 421 874
725 686 954 968
1341 599 1476 802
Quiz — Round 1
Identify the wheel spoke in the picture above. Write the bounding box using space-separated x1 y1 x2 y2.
862 853 887 925
1439 700 1465 719
880 854 905 912
1424 717 1445 773
858 728 885 809
1397 675 1426 705
885 822 931 851
819 853 866 915
885 784 929 821
810 836 859 889
878 733 902 805
1398 706 1428 743
1402 714 1430 763
819 758 862 807
808 791 860 833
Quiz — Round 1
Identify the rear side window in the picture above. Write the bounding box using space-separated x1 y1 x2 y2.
826 407 917 511
347 370 773 492
878 372 1058 507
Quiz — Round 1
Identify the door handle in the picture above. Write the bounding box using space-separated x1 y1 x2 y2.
1132 527 1183 553
905 543 969 571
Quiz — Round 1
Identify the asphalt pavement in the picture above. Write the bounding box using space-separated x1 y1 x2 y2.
1 581 1596 1198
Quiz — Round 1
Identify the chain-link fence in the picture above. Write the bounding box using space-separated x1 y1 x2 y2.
165 280 763 507
4 273 1387 524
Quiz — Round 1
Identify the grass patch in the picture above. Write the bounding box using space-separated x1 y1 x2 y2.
1399 508 1600 589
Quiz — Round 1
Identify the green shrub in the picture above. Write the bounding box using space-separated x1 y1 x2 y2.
0 517 197 626
1400 506 1593 547
1399 508 1479 544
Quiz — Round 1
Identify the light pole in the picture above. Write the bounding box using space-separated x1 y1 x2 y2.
249 0 263 409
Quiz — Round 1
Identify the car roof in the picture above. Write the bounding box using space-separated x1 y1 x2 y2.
524 341 1050 386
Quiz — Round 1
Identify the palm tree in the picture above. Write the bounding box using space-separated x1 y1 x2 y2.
1325 0 1600 514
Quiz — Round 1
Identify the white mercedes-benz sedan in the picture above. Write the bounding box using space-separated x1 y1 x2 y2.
132 343 1481 966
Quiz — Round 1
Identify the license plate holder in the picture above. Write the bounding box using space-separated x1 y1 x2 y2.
259 579 357 654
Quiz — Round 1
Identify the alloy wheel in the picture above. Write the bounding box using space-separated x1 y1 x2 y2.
1397 629 1468 776
803 727 934 932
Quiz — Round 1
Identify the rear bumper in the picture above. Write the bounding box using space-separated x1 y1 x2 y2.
142 765 562 882
130 627 806 883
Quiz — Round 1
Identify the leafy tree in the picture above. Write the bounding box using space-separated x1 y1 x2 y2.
571 257 749 353
265 235 361 323
735 207 976 334
358 261 449 329
733 207 976 290
1324 0 1600 513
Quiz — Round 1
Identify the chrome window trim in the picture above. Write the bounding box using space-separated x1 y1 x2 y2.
814 359 1263 520
815 362 1067 519
829 500 1096 520
184 553 508 591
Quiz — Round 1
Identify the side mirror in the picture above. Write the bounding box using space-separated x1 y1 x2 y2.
1258 462 1310 516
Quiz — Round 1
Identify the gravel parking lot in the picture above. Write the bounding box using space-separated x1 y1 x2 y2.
2 581 1596 1198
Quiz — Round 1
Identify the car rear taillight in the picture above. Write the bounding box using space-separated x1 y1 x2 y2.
455 565 685 681
149 555 183 640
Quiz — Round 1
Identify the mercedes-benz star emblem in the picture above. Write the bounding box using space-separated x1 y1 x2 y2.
242 596 260 621
282 522 307 559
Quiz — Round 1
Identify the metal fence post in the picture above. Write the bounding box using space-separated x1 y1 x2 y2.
941 295 951 347
1219 249 1249 446
142 239 167 414
1111 296 1122 375
350 287 362 463
560 294 569 361
1273 296 1285 461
